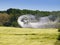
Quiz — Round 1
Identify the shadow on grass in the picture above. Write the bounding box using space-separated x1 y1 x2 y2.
11 33 38 35
55 29 60 45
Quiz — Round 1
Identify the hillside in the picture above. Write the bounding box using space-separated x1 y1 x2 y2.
0 27 59 45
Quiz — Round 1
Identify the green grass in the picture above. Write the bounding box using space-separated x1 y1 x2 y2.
0 27 59 45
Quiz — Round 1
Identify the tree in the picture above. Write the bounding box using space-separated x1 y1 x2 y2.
0 13 10 26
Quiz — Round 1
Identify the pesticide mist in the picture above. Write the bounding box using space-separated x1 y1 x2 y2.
17 14 60 28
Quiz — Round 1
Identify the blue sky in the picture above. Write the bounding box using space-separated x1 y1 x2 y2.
0 0 60 11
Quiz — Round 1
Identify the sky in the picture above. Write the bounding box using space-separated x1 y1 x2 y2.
0 0 60 11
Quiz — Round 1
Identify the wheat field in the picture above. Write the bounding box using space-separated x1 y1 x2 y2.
0 27 59 45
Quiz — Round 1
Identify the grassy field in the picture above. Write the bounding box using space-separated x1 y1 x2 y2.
0 27 59 45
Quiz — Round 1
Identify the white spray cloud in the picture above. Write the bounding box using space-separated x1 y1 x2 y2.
17 14 60 28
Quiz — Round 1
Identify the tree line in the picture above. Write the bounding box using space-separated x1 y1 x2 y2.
0 8 60 27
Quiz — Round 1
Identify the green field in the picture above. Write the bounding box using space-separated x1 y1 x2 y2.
0 27 60 45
